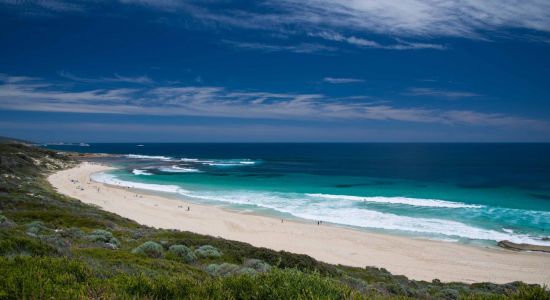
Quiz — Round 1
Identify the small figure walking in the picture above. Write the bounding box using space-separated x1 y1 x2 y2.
187 206 190 211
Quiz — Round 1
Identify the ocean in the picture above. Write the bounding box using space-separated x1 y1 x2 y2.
45 143 550 247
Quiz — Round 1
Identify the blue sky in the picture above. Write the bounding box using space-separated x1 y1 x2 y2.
1 0 550 142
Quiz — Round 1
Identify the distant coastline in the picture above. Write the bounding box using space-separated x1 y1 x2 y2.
48 161 550 285
46 143 550 250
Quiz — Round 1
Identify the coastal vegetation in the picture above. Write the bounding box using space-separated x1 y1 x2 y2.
0 141 549 299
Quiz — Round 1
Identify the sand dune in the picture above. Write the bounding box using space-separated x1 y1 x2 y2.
48 162 550 285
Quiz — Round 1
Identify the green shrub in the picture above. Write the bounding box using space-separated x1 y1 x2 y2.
434 288 460 299
166 244 196 263
40 234 71 254
205 260 271 277
509 284 550 300
0 214 15 228
25 220 49 236
236 267 258 276
60 227 85 239
0 256 93 299
243 258 271 273
0 231 58 257
206 263 241 277
87 229 120 248
132 241 164 258
194 245 222 258
220 268 359 299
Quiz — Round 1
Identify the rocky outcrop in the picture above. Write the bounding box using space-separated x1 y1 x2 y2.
498 240 550 253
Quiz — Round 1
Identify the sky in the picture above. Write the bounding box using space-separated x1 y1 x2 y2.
1 0 550 142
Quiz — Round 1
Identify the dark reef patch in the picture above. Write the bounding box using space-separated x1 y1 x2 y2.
334 180 394 188
529 193 550 200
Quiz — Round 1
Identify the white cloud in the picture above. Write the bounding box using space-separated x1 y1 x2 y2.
119 0 550 40
59 71 154 84
406 88 481 99
323 77 364 84
222 40 337 53
6 0 549 53
270 0 550 38
0 74 547 130
109 0 550 53
311 32 446 50
0 0 85 12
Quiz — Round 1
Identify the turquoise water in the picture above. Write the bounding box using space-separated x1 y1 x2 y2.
48 143 550 246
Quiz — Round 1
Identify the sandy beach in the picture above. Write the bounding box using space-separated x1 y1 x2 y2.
48 162 550 285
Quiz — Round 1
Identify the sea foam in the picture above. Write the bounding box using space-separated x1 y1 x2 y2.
306 193 482 209
91 172 550 247
126 154 173 161
91 172 187 194
159 165 202 173
204 159 257 167
132 169 153 176
178 189 550 246
179 158 257 166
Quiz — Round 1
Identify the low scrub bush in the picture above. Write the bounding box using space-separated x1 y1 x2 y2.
0 214 15 228
40 234 71 254
220 268 360 299
0 231 58 257
60 227 85 239
194 245 222 258
206 263 241 277
166 244 196 263
243 258 271 273
132 241 164 258
206 260 272 277
25 220 49 236
87 229 120 249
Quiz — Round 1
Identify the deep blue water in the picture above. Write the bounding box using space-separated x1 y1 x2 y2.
46 143 550 246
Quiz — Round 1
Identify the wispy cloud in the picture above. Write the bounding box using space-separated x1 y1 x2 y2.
311 32 446 50
268 0 550 38
0 0 85 13
59 71 154 84
5 1 550 53
222 40 336 54
323 77 364 84
116 0 550 44
406 87 481 99
116 0 550 53
0 74 547 130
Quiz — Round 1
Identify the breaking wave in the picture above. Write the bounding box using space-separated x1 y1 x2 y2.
159 165 202 173
92 171 550 247
132 169 153 176
126 154 172 161
306 193 482 209
91 172 187 194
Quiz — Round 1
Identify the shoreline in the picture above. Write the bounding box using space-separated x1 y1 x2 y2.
48 162 550 285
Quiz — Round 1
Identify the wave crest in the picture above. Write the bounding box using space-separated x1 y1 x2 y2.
126 154 172 161
91 172 187 194
132 169 153 176
159 165 202 173
306 193 482 209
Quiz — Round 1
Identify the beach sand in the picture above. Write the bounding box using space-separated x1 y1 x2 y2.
48 162 550 285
